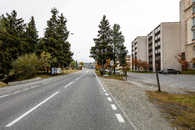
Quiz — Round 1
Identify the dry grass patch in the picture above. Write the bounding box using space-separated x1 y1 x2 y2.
95 71 124 80
0 82 7 88
62 69 79 74
146 91 195 129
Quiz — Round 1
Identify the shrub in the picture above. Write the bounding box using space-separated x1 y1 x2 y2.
10 53 40 80
39 51 52 73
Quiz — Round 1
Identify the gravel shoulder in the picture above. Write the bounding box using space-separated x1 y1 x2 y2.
99 77 175 130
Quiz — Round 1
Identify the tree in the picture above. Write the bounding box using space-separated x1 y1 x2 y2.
25 16 38 53
37 8 73 68
90 15 113 74
111 24 125 74
118 45 128 67
0 10 27 77
134 59 149 71
176 53 189 71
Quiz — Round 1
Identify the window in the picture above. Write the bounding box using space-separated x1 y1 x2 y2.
194 46 195 57
193 17 195 27
193 64 195 68
193 31 195 40
193 6 195 14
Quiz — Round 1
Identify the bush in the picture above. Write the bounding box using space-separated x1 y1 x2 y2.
39 51 52 73
10 53 40 80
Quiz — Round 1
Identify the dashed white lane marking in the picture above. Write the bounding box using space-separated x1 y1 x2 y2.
105 93 109 96
95 71 138 129
107 97 112 102
115 114 125 123
0 95 9 98
13 91 20 94
64 82 73 88
5 91 59 128
111 104 117 111
64 74 84 89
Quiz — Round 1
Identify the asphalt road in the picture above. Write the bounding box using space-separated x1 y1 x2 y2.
0 70 134 130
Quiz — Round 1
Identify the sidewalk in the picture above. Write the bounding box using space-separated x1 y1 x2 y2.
99 77 175 130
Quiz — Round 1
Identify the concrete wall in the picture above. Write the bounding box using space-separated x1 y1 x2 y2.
161 22 181 70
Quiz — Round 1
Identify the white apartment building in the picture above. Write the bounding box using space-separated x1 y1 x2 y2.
180 0 195 69
131 36 147 71
147 22 181 72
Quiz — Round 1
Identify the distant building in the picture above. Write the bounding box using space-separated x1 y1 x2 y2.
180 0 195 69
147 22 181 72
131 36 147 71
126 55 132 70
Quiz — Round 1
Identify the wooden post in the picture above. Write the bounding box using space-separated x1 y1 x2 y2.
155 64 161 92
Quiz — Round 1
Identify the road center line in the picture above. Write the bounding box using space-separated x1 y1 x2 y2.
5 91 59 128
111 104 117 110
0 94 9 98
64 74 84 89
115 114 125 123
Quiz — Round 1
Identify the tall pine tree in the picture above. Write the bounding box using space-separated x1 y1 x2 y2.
111 24 127 72
90 15 113 67
37 8 73 68
0 10 26 76
25 16 38 53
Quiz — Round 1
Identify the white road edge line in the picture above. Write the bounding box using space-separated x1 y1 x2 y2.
105 93 109 96
115 114 125 123
94 72 137 130
111 104 117 111
107 97 112 102
5 91 59 128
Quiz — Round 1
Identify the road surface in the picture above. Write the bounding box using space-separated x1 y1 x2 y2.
0 70 134 130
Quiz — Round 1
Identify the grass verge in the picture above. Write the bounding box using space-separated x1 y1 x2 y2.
95 71 124 80
0 82 8 88
181 70 195 75
146 91 195 129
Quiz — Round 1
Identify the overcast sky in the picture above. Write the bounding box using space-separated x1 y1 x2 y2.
0 0 180 62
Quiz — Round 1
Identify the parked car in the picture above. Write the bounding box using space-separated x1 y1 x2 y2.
112 70 121 75
159 69 181 74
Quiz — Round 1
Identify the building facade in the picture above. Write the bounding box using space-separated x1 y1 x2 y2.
126 55 132 70
180 0 195 69
131 36 147 71
147 22 181 72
